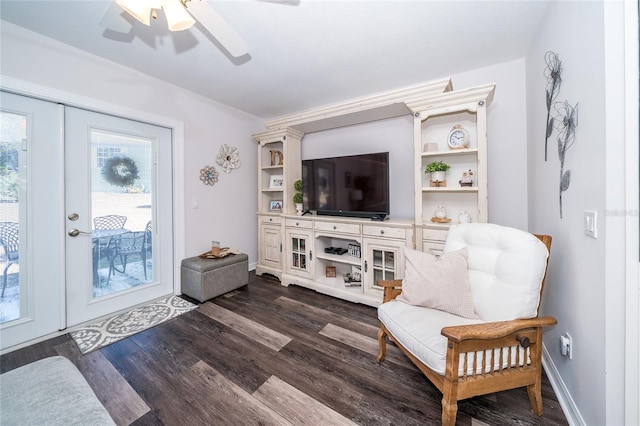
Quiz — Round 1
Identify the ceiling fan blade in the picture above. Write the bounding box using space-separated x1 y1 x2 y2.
185 1 250 57
99 1 133 33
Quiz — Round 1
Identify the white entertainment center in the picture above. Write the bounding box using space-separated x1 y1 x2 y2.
254 78 495 307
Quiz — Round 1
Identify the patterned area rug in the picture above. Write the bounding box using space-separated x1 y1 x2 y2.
70 295 197 354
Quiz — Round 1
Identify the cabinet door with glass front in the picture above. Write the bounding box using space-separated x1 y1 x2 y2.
285 228 314 279
362 238 406 297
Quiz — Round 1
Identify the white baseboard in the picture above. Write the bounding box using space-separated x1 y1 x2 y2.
542 343 586 426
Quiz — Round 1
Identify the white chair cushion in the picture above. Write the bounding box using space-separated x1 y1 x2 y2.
378 300 483 375
379 301 529 376
444 223 549 322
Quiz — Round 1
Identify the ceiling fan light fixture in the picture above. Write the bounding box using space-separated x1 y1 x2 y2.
162 0 196 31
115 0 160 26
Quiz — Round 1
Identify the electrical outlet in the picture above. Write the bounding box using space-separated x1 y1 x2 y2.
560 333 573 359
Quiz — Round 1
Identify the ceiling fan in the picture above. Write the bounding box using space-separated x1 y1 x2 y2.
101 0 250 57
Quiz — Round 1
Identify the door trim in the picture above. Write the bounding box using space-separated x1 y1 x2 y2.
1 76 186 297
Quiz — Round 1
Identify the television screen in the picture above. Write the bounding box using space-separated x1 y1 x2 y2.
302 152 389 219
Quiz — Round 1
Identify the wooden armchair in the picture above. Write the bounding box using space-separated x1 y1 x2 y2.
377 223 556 426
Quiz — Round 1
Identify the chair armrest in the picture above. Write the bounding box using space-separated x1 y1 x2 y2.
377 279 403 288
441 316 557 342
378 279 403 303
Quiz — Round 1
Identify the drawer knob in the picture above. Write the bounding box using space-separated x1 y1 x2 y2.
296 222 299 226
333 226 337 230
269 218 272 222
380 230 385 235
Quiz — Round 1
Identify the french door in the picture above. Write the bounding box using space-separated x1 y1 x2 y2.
65 107 174 326
0 92 175 349
0 92 65 348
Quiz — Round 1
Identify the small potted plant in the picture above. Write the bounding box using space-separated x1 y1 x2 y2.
425 161 450 187
293 179 304 215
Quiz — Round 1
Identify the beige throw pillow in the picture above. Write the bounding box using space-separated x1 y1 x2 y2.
397 247 479 319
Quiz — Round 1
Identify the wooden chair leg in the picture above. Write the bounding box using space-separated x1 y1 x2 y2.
441 397 458 426
376 325 387 363
527 379 544 415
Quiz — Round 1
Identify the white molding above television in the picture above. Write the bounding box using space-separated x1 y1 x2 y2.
264 78 452 134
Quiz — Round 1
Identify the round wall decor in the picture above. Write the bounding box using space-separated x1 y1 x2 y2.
200 165 219 186
216 144 241 174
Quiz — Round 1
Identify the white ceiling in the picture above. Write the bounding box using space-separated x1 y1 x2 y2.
0 0 551 119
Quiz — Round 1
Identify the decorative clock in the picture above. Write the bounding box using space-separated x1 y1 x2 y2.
447 125 470 149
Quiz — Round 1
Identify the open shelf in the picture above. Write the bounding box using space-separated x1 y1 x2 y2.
421 187 478 193
421 148 478 158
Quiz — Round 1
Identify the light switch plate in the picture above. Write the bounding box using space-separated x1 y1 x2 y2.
584 211 597 238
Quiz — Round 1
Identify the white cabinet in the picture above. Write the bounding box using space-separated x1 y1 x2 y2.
254 128 303 215
256 214 282 278
253 78 495 306
406 84 495 252
279 215 412 307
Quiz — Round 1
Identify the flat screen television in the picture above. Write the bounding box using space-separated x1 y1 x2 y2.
302 152 389 220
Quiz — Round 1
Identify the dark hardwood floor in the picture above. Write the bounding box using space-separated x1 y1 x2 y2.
1 272 568 425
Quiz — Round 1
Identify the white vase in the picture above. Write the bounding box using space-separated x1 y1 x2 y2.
295 203 303 215
431 171 446 183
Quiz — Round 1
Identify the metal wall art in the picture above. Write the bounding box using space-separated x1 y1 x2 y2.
554 101 579 219
200 165 219 186
542 50 579 219
216 144 241 174
544 51 563 162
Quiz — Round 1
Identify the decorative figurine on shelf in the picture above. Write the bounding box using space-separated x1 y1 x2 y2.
459 169 474 187
270 150 283 166
458 210 471 223
431 205 451 223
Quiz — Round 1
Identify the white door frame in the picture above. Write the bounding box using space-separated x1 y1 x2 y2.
0 77 186 317
623 0 639 423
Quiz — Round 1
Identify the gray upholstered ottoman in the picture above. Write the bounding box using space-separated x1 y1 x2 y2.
181 253 248 302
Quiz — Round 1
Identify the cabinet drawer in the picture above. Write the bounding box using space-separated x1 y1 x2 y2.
260 216 282 225
423 227 448 242
285 218 313 229
362 225 407 240
423 241 445 256
314 221 361 234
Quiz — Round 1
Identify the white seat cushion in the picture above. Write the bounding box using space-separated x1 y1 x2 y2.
378 300 483 375
379 301 528 376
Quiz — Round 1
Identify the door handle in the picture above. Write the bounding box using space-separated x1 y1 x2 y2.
68 228 92 237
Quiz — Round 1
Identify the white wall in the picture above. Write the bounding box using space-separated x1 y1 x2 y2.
0 21 264 266
301 59 529 229
525 1 626 424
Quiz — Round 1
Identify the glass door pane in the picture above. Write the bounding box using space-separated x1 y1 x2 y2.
0 112 24 325
372 248 396 287
90 130 153 298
